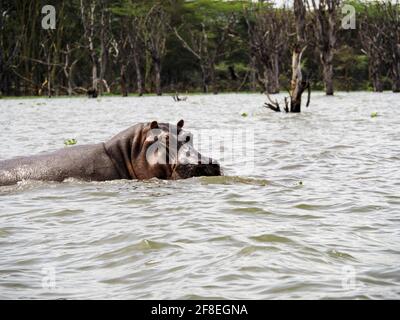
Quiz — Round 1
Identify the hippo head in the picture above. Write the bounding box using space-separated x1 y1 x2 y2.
145 120 221 180
105 120 221 180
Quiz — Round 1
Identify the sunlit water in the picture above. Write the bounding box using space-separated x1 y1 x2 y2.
0 92 399 299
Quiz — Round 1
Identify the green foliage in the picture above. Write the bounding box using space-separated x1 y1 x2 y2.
64 139 77 146
0 0 396 96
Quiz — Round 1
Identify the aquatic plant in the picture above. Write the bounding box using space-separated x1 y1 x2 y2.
64 139 77 146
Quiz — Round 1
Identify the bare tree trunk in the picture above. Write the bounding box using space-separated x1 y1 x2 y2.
209 64 218 94
290 0 309 113
200 65 209 93
392 62 400 92
66 64 75 96
322 51 334 95
372 77 383 92
80 0 99 93
250 56 257 92
142 5 169 96
120 64 128 97
262 69 269 93
359 2 388 93
63 45 78 96
370 63 383 92
154 59 162 96
91 56 97 90
290 47 309 113
98 8 109 96
47 55 51 98
309 0 339 96
268 52 280 94
133 53 144 96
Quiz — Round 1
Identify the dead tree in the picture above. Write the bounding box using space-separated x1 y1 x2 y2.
62 44 79 96
80 0 98 92
141 4 169 96
0 5 22 95
112 6 145 97
173 92 188 102
264 0 311 113
174 15 236 94
244 5 289 94
79 0 111 95
98 5 111 95
112 17 130 97
307 0 340 96
359 3 387 92
128 17 145 96
380 1 400 92
87 87 98 98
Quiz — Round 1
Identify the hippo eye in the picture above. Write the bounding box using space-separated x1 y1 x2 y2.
153 136 159 142
185 136 190 143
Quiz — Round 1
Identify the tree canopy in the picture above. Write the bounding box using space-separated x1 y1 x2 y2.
0 0 399 97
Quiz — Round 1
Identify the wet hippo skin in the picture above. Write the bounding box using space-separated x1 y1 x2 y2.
0 121 221 186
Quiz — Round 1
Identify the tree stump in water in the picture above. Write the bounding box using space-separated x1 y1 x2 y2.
264 0 310 114
87 88 98 98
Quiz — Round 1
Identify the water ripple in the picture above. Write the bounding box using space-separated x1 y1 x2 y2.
0 93 399 299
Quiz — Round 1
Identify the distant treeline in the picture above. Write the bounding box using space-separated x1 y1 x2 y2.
0 0 399 97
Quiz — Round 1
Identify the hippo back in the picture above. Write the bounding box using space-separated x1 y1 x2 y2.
0 144 120 186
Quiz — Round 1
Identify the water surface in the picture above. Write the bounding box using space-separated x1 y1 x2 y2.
0 92 399 299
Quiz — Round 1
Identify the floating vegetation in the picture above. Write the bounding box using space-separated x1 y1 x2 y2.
241 112 248 117
64 139 77 146
371 112 378 118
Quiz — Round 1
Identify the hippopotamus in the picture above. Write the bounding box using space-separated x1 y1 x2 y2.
0 120 221 186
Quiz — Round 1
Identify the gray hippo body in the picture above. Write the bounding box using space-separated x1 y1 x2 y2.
0 144 120 186
0 120 221 186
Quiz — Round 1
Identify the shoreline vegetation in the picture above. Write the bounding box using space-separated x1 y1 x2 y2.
1 1 399 98
1 90 395 100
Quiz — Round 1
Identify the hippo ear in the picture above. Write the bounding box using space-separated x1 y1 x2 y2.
150 121 159 130
177 119 184 129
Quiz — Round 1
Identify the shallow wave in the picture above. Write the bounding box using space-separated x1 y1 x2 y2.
0 92 399 299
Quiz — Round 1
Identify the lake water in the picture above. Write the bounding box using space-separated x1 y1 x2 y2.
0 92 399 299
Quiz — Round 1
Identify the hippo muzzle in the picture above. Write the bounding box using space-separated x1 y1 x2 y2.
172 163 221 179
169 138 221 179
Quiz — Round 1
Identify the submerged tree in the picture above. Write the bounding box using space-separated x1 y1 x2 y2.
359 2 387 92
307 0 341 96
80 0 112 95
264 0 310 113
